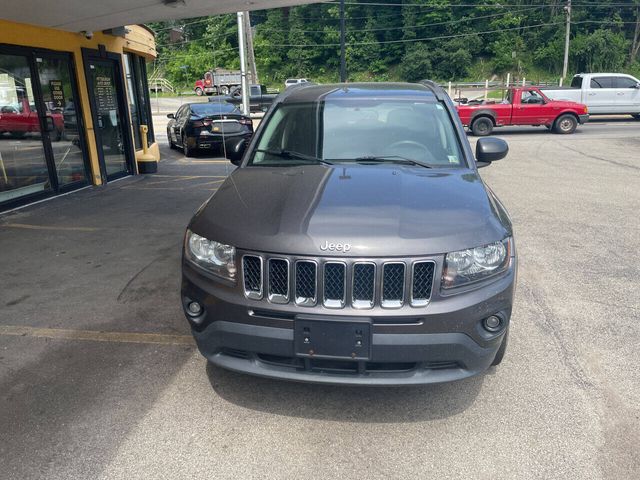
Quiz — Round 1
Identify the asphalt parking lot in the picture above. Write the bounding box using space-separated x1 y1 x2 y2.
1 118 639 479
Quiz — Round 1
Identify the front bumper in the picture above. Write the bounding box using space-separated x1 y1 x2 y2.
181 258 516 386
578 114 589 124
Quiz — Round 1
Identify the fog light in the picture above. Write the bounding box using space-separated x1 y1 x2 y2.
187 301 203 316
483 315 502 332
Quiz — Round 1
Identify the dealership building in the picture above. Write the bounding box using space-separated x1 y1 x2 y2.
0 20 159 210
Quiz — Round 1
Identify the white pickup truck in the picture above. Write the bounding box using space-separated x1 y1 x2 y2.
542 73 640 118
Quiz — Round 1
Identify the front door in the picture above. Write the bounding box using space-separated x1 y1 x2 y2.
0 47 89 208
84 55 133 181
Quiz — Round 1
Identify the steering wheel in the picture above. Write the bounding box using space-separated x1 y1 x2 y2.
386 140 433 161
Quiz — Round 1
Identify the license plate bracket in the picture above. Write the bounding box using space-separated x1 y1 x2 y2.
294 315 372 360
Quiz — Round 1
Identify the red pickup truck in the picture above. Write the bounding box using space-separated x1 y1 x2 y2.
0 95 64 140
456 87 589 136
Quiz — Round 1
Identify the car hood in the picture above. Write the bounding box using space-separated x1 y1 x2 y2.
189 164 512 257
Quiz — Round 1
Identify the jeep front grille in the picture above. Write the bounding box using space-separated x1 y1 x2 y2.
295 261 317 306
352 262 375 309
323 262 346 308
268 258 289 303
241 253 435 310
242 255 262 299
411 261 435 307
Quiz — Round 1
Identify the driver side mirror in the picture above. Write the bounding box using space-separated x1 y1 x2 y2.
476 137 508 167
166 113 175 119
225 138 247 166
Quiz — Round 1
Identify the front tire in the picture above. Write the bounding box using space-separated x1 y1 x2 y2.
553 114 578 134
471 117 494 136
195 87 203 96
632 114 640 120
167 129 176 149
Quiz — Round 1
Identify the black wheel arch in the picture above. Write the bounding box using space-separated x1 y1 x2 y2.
470 110 497 126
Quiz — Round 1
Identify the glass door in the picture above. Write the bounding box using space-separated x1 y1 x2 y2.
0 51 52 204
85 57 132 180
35 54 88 189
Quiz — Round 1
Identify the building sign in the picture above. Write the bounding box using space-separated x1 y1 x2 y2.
49 80 64 108
95 75 116 114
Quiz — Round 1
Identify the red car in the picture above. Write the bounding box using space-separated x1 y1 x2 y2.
0 94 64 140
456 86 589 136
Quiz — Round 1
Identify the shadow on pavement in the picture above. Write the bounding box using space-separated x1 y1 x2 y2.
206 362 484 423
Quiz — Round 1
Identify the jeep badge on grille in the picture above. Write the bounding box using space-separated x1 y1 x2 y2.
319 241 351 252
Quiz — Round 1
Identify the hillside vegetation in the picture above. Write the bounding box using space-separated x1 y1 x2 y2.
148 0 640 89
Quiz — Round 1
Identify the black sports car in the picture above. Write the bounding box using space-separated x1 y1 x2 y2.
166 101 253 157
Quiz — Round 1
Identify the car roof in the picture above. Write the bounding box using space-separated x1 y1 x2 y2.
280 82 438 104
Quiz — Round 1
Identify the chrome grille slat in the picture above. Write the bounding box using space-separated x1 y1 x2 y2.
295 261 317 306
242 253 435 310
382 262 405 308
411 261 435 307
323 262 346 308
242 255 263 300
268 258 289 304
352 262 375 309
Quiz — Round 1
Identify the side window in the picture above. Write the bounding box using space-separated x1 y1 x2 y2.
615 77 638 89
590 77 614 88
570 76 583 88
177 106 188 121
521 90 543 104
251 86 260 96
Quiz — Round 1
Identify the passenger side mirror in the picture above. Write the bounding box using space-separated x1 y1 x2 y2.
636 82 640 89
166 113 175 119
476 137 508 167
225 138 247 166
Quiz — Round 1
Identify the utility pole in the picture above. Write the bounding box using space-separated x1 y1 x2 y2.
237 12 250 116
339 0 347 82
244 11 259 84
561 0 572 85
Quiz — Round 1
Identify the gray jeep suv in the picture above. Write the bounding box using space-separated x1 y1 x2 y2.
181 82 517 385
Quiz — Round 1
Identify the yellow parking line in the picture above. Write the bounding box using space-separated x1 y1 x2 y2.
1 223 99 232
0 325 195 346
178 159 230 164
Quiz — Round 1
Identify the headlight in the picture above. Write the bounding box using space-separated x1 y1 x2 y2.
442 238 511 289
184 230 236 281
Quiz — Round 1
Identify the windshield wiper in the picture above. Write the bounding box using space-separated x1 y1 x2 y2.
255 149 333 165
351 155 432 168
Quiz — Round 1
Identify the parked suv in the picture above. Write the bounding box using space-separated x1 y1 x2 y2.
285 78 308 88
182 82 517 385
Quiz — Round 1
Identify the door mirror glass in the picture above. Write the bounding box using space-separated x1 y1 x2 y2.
476 137 508 167
225 138 246 166
166 113 175 119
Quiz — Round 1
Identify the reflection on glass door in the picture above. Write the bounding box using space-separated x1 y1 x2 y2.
0 52 51 203
35 56 87 187
86 59 130 179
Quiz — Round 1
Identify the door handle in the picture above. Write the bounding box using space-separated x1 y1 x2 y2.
617 92 624 96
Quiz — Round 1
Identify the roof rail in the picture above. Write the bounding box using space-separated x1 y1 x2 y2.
274 81 318 102
418 80 446 101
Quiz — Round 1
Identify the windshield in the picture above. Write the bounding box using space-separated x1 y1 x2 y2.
249 99 465 167
191 103 238 116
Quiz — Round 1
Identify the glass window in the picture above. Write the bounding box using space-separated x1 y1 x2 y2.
0 52 51 204
570 76 583 88
190 103 238 116
124 53 154 149
521 90 544 104
590 77 615 88
615 77 638 89
124 54 141 149
251 99 465 168
36 56 87 186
